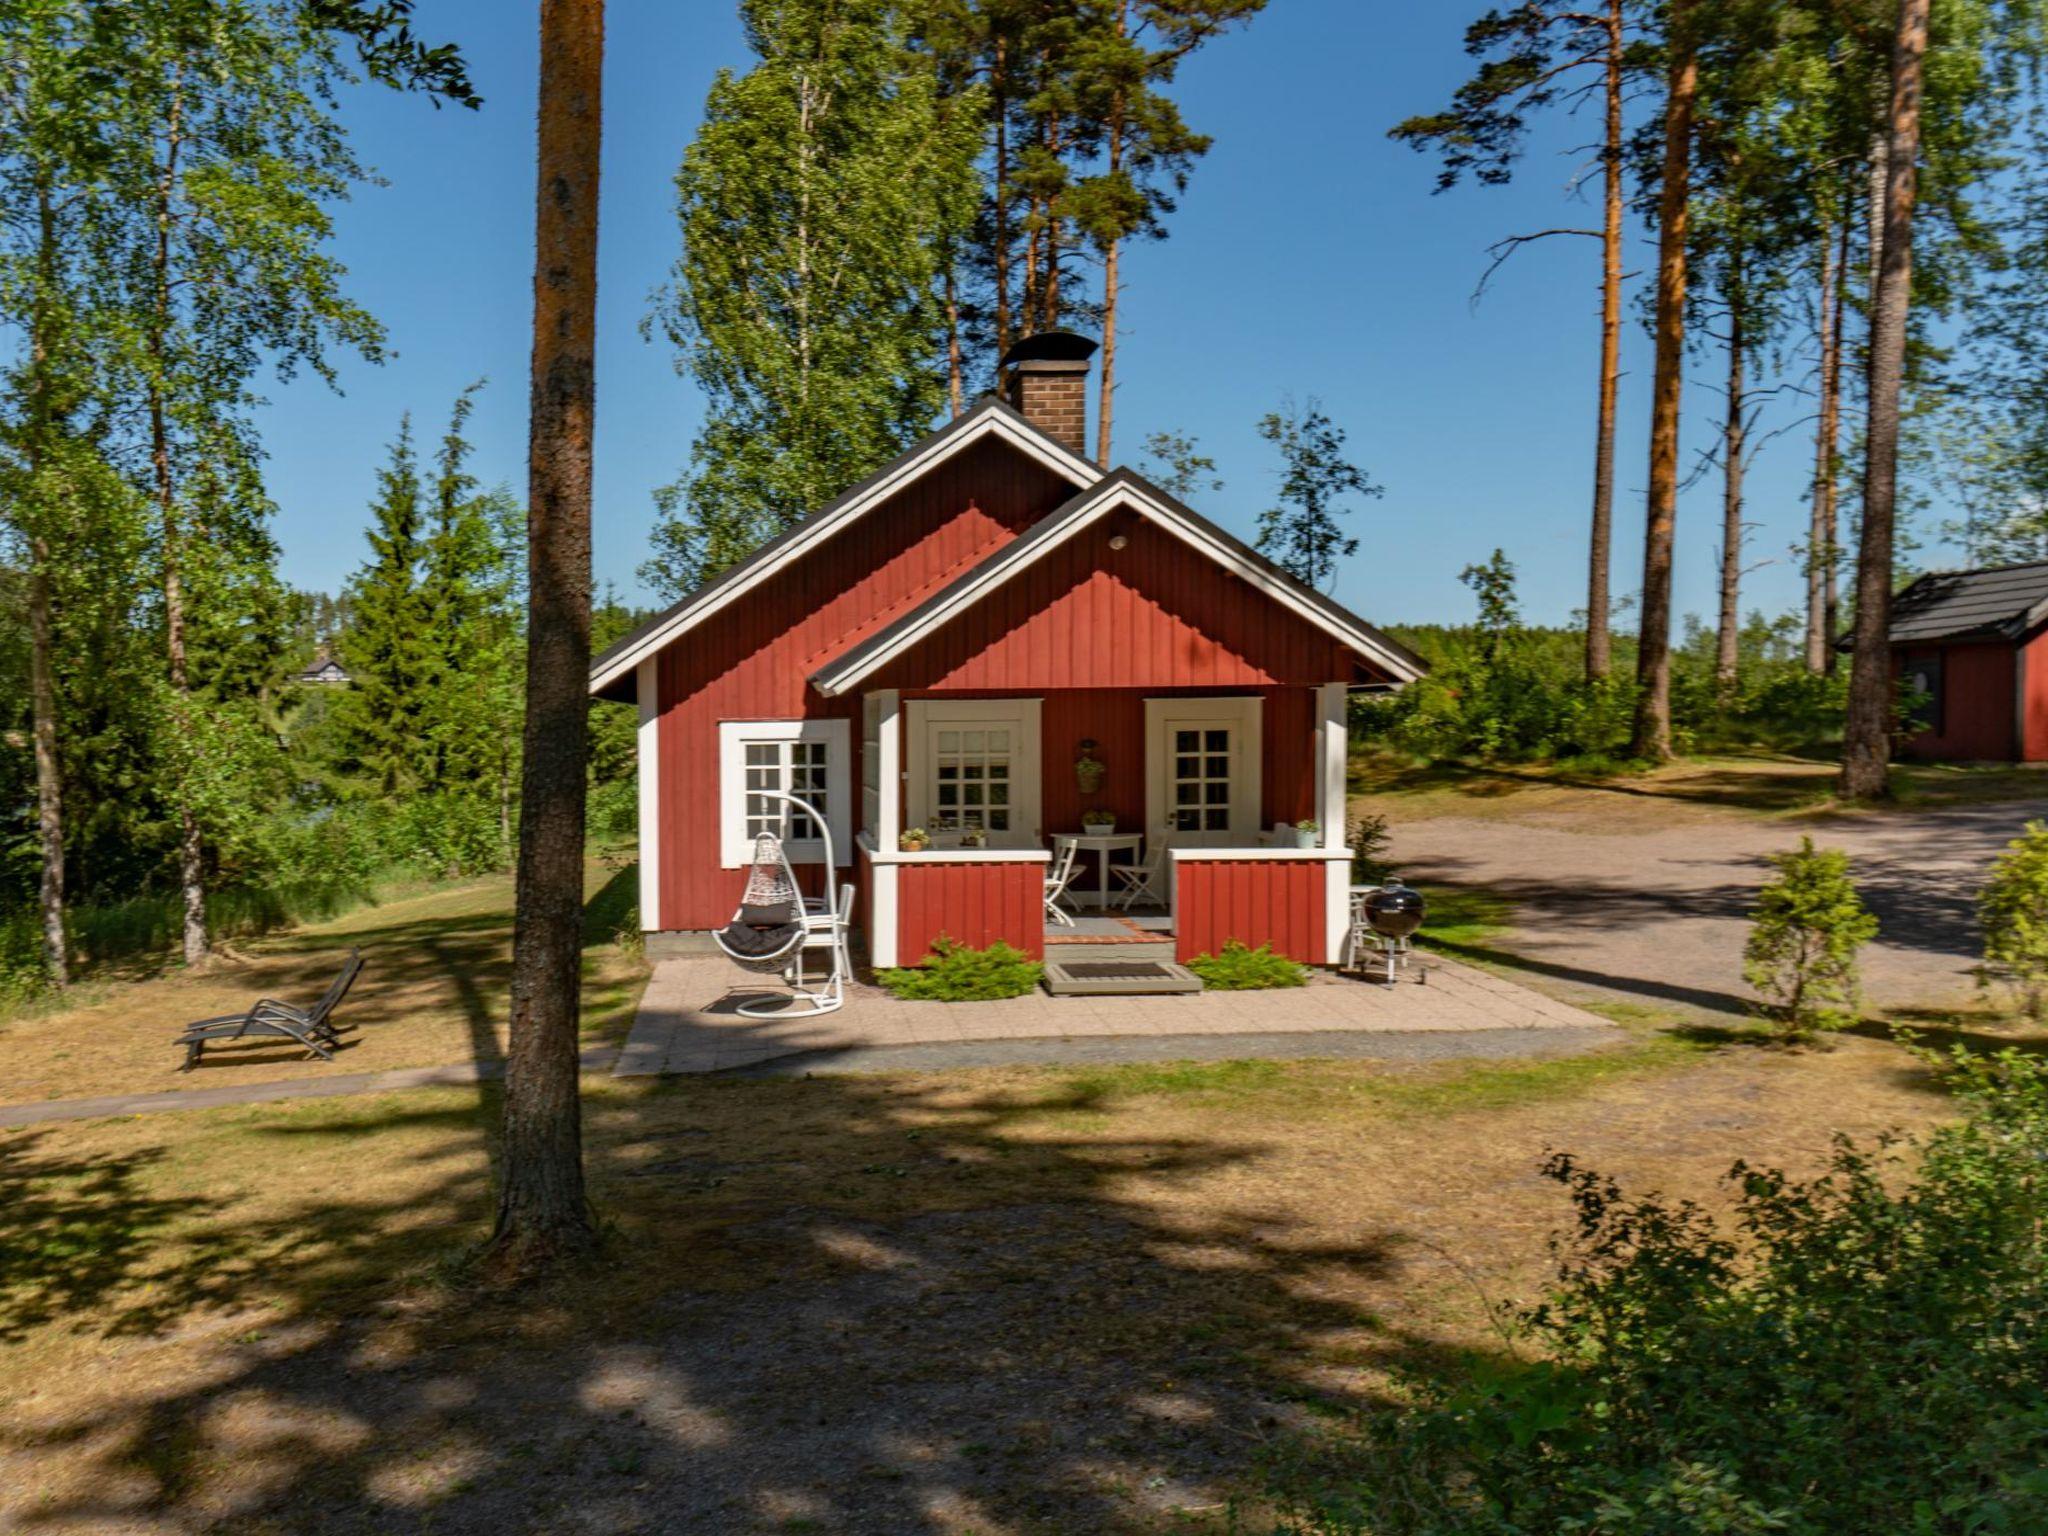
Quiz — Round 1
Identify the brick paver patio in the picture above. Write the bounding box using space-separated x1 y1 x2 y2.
613 951 1614 1077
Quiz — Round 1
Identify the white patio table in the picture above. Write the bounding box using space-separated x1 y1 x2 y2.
1050 831 1144 910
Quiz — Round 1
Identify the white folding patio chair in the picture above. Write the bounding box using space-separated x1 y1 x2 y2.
1110 833 1167 911
1044 837 1082 927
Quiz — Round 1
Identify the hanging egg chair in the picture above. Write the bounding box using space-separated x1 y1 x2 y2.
711 790 855 1018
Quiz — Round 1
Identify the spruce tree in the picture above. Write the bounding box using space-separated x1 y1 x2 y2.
339 418 431 793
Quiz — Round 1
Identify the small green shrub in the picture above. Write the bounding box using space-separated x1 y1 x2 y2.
1347 812 1392 886
1187 940 1308 990
880 937 1043 1001
1978 819 2048 1022
1742 837 1877 1039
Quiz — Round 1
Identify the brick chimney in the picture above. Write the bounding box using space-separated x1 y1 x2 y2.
999 331 1098 456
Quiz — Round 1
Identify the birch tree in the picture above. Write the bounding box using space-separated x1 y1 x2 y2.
646 0 979 599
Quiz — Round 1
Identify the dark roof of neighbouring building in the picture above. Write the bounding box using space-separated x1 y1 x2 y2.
1885 560 2048 646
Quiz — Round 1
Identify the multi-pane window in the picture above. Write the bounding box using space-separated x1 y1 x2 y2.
718 719 850 866
1171 727 1232 832
932 727 1012 834
743 739 828 844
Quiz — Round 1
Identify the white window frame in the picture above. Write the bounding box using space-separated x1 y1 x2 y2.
718 718 851 868
1144 696 1264 846
905 698 1042 849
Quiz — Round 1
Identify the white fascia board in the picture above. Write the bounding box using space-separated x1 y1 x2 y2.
588 410 1099 697
814 479 1423 696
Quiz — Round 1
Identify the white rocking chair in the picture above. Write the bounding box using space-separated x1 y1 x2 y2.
711 791 855 1019
1044 838 1082 927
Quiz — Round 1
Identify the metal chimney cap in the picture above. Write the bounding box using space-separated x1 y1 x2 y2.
999 331 1099 369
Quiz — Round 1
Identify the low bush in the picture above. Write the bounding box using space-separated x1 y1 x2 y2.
1187 940 1308 990
1977 819 2048 1022
1270 1049 2048 1536
1742 837 1878 1039
879 937 1043 1001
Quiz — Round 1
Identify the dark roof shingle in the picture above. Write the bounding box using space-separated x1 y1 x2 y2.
1885 561 2048 645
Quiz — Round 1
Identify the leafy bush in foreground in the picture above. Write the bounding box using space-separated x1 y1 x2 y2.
1270 1049 2048 1536
880 937 1043 1000
1188 941 1308 990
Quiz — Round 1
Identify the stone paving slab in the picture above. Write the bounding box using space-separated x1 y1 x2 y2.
613 951 1617 1078
724 1024 1622 1077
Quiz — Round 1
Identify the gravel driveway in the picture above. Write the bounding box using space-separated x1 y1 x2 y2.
1390 797 2048 1024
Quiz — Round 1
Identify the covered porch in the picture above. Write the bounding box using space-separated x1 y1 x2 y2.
849 683 1357 966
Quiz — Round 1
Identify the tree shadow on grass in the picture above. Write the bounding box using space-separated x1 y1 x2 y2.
0 1067 1493 1534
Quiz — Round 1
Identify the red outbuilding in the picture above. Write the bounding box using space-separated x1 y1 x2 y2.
590 335 1426 967
1885 560 2048 763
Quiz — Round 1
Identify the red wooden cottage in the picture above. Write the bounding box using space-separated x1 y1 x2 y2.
589 335 1425 968
1883 560 2048 762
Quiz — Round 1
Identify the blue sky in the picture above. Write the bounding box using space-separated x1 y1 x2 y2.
256 0 1946 630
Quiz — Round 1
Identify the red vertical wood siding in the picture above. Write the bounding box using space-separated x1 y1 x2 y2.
870 514 1375 693
2024 629 2048 762
1896 642 2018 762
653 438 1079 929
895 861 1047 962
1173 859 1327 965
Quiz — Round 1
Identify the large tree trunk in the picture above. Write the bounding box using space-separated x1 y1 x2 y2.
1096 235 1117 466
27 548 65 987
991 36 1012 359
488 0 604 1274
1630 15 1695 762
26 184 66 988
1841 0 1928 802
1806 211 1841 672
1822 211 1849 671
944 259 963 417
1586 0 1625 681
1716 286 1746 692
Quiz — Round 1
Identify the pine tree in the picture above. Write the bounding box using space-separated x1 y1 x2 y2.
1393 0 1641 681
1253 400 1381 592
489 0 604 1277
645 0 981 598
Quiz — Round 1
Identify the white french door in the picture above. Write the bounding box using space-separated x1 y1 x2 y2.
1144 698 1263 885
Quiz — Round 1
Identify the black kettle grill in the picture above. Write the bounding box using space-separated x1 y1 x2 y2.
1355 878 1427 983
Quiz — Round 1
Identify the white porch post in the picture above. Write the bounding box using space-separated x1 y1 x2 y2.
1316 682 1348 848
637 656 662 932
1318 681 1350 964
872 689 902 966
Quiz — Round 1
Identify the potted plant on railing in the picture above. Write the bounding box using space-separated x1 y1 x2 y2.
959 826 987 849
1292 819 1320 849
1081 808 1118 836
899 826 931 852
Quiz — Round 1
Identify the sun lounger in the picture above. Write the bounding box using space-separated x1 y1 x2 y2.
173 949 364 1072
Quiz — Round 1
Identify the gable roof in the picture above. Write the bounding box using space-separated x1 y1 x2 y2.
588 396 1100 699
1885 560 2048 646
810 468 1428 696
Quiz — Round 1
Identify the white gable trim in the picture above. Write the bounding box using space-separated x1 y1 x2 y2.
589 406 1099 696
812 479 1425 696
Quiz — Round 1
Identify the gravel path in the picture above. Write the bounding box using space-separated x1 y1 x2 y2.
1390 797 2048 1024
